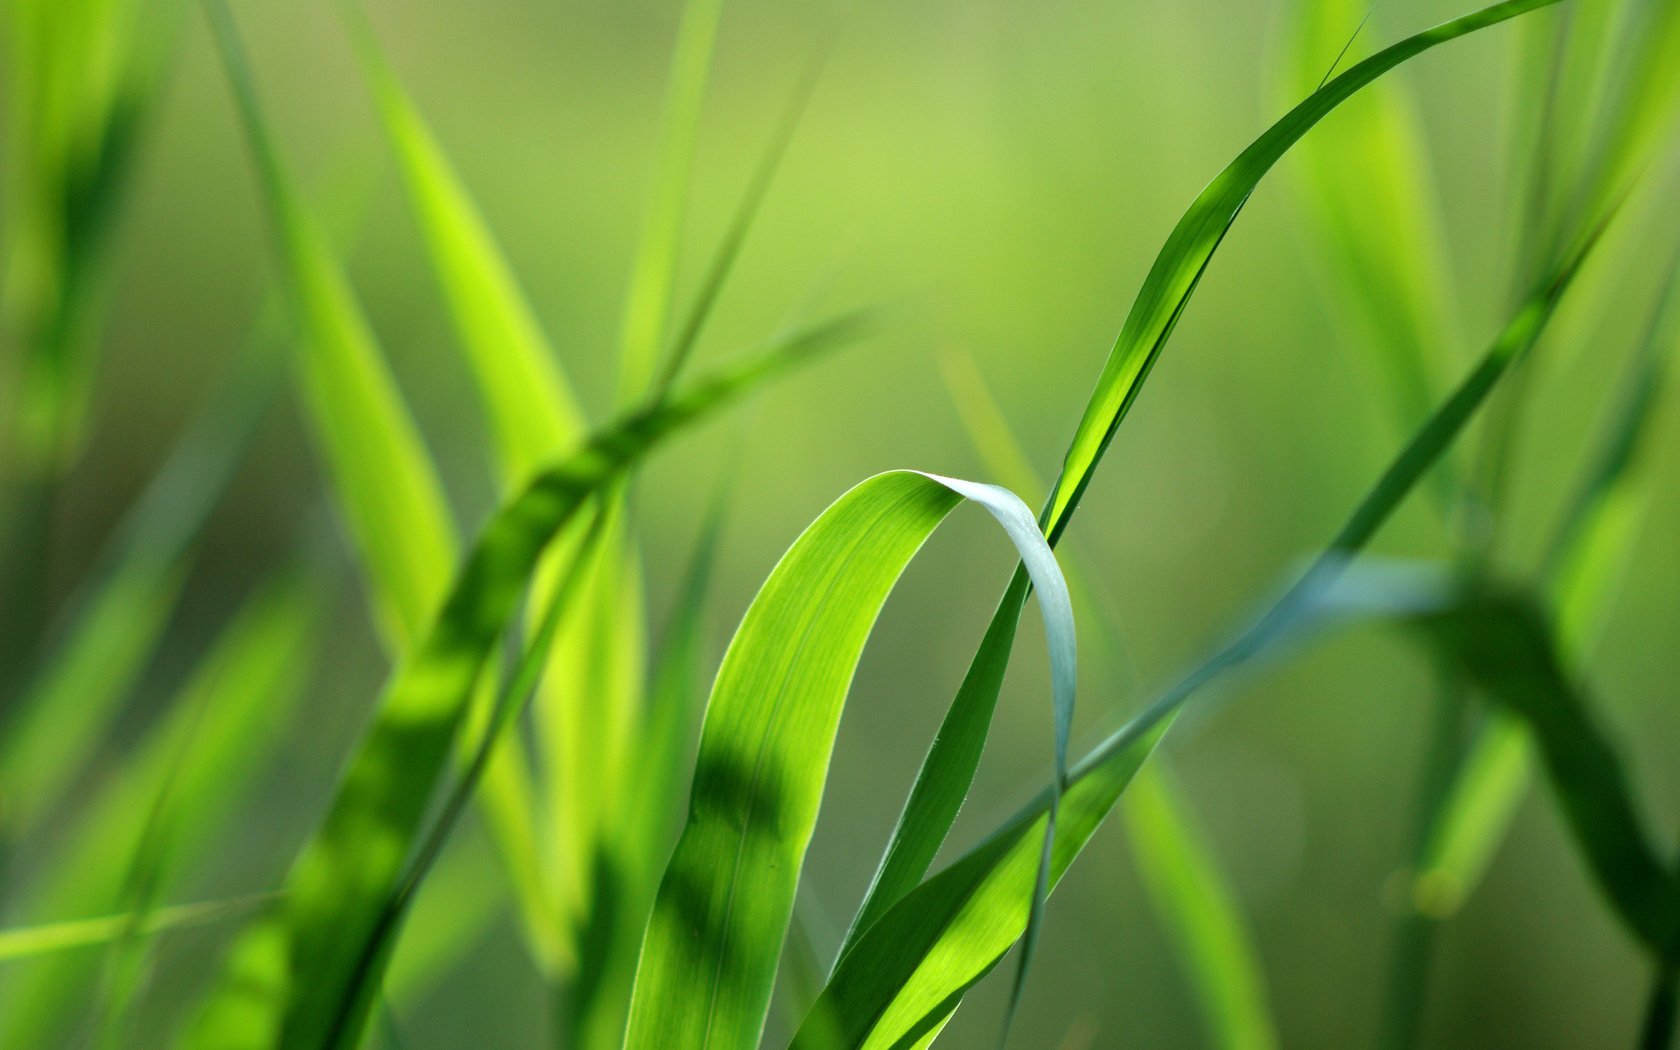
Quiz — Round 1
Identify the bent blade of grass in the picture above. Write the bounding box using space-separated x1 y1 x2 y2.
1416 238 1680 909
849 0 1562 966
0 565 323 1050
178 312 869 1050
804 212 1605 1044
940 347 1274 1049
624 470 1076 1050
1408 591 1680 954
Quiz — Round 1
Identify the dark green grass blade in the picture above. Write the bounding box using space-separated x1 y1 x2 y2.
178 314 868 1050
799 202 1606 1046
624 470 1075 1050
848 0 1562 978
1409 591 1680 955
1416 239 1680 910
0 565 323 1050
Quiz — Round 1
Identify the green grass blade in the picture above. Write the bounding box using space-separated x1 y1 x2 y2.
205 0 455 650
617 0 725 400
1415 242 1680 910
848 0 1562 959
0 895 277 963
0 565 323 1050
1410 592 1680 954
625 470 1076 1050
1121 767 1277 1050
178 312 868 1050
338 0 587 481
940 348 1273 1049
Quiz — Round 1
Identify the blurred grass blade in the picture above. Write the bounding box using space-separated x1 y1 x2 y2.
0 311 283 834
1122 768 1277 1050
1416 241 1680 909
0 564 323 1050
1282 0 1459 434
848 0 1559 974
617 0 724 399
380 829 506 1007
625 470 1076 1050
338 0 587 482
804 205 1604 1044
179 312 869 1050
941 348 1273 1049
1409 592 1680 954
205 0 455 650
0 895 277 963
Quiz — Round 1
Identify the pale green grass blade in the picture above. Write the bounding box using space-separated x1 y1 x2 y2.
0 565 323 1050
1410 592 1680 955
338 0 587 481
1284 0 1459 432
0 895 276 963
178 313 869 1050
0 312 282 834
625 470 1076 1050
801 208 1604 1045
1122 768 1277 1050
848 1 1562 963
940 348 1272 1049
205 0 455 650
617 0 725 399
1415 242 1680 910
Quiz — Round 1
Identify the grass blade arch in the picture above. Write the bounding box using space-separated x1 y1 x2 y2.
624 470 1075 1050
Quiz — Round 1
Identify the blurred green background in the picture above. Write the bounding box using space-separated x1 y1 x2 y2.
4 0 1678 1046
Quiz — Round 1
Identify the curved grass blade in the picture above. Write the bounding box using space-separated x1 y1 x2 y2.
800 211 1606 1045
940 348 1272 1049
849 0 1563 965
0 565 323 1050
178 312 869 1050
1415 240 1680 911
624 470 1075 1050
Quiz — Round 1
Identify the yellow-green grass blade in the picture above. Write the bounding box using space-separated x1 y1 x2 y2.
624 470 1076 1050
337 0 586 483
1408 591 1680 957
1415 242 1680 911
800 207 1604 1046
849 0 1560 976
177 312 869 1050
0 311 284 835
1122 768 1277 1050
0 566 323 1050
1283 0 1458 434
617 0 725 400
205 0 454 651
940 348 1273 1050
0 895 277 964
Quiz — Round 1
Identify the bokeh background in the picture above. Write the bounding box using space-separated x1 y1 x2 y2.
5 0 1679 1046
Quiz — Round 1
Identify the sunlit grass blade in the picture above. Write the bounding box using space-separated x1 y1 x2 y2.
178 311 870 1050
848 0 1561 979
0 895 277 964
337 0 587 481
625 470 1076 1050
940 347 1271 1049
0 564 323 1050
1408 591 1680 954
1414 240 1680 912
0 311 283 835
803 207 1605 1044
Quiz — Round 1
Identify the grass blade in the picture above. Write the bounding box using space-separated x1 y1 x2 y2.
625 470 1076 1050
0 895 277 964
178 312 869 1050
